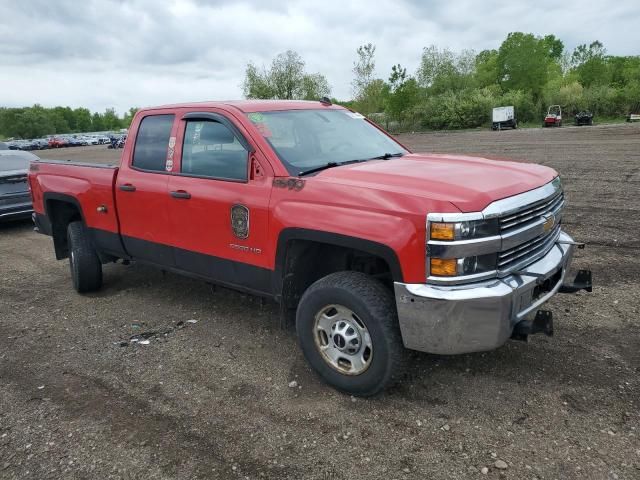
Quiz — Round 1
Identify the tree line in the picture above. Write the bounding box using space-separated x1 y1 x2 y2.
243 33 640 131
0 106 138 139
3 32 638 139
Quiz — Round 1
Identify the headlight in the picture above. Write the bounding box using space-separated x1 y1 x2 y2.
429 218 499 241
429 253 497 277
427 217 499 280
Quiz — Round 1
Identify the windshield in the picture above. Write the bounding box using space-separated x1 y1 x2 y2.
246 109 406 175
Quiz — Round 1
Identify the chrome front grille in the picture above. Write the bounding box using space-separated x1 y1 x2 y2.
497 187 565 274
426 178 567 285
498 225 561 272
499 190 564 233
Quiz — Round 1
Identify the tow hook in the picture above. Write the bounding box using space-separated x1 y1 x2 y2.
559 269 593 293
512 310 554 342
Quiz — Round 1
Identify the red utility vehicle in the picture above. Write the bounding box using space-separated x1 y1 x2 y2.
544 105 563 127
29 100 591 395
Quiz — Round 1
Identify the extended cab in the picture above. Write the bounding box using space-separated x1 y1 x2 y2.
28 100 591 396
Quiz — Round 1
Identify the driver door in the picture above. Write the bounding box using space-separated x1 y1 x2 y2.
167 111 273 293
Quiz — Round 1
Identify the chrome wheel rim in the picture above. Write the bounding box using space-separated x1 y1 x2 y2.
313 304 373 375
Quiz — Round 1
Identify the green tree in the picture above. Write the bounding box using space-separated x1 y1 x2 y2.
122 107 139 128
92 112 105 131
417 45 475 93
102 108 121 130
14 106 54 138
474 49 499 87
243 50 331 100
73 107 92 131
299 73 331 101
497 32 552 98
541 35 564 60
352 43 376 100
351 43 389 114
386 64 420 125
53 106 75 131
571 41 609 87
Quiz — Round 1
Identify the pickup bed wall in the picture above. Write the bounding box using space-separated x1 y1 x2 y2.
30 160 120 243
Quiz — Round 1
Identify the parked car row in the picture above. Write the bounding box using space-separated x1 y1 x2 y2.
5 134 113 151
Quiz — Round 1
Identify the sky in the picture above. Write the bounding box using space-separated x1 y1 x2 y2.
0 0 637 115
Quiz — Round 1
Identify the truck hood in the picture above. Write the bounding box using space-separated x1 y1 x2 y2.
314 153 557 212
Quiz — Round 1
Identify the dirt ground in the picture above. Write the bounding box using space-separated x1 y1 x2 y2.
1 124 638 480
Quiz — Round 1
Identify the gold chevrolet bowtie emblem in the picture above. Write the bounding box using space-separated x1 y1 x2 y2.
543 214 556 232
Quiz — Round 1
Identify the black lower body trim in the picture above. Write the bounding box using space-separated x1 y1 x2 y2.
90 228 128 258
173 247 272 295
92 229 274 297
35 213 274 296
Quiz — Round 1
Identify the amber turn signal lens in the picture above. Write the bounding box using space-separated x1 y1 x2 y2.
430 222 455 241
430 258 458 276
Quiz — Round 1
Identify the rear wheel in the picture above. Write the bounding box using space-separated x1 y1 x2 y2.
296 271 408 396
67 221 102 293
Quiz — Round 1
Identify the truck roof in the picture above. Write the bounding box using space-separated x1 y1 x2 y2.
142 100 345 114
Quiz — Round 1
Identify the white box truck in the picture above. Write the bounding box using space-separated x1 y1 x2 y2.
492 106 517 130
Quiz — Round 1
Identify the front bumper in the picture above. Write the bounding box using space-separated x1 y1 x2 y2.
394 230 577 355
0 196 33 221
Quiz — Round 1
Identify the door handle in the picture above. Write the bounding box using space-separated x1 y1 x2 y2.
170 190 191 199
119 184 136 192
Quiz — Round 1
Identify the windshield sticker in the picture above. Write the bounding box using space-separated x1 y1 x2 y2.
345 111 365 119
166 136 176 171
254 122 272 137
248 112 265 123
193 122 203 143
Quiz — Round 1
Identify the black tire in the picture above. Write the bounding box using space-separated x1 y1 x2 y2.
296 271 408 396
67 221 102 293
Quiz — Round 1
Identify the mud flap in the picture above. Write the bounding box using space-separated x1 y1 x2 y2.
559 270 592 293
512 310 554 341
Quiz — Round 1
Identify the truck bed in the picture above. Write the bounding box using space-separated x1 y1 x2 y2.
29 159 121 245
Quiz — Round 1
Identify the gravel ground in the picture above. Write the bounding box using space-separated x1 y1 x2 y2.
1 124 638 479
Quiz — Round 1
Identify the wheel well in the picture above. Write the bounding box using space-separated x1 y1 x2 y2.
279 239 393 313
46 199 82 260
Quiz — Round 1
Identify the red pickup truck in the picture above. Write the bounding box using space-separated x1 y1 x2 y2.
28 100 591 395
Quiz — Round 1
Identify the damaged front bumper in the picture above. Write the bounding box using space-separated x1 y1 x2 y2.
394 231 590 355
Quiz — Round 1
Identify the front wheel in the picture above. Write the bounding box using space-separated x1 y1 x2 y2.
67 221 103 293
296 271 408 396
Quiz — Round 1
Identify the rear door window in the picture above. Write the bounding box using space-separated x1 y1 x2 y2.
132 114 175 171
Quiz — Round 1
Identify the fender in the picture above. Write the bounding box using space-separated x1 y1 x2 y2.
43 192 86 223
273 227 404 297
42 192 86 260
42 192 128 260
